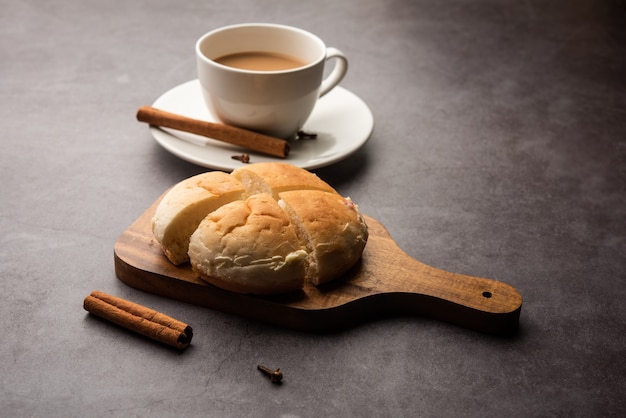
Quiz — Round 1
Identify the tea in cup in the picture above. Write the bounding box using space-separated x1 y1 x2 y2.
196 23 348 139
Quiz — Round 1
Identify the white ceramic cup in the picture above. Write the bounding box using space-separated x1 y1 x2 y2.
196 23 348 139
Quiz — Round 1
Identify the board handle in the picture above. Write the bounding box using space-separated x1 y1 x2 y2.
395 264 522 334
361 220 523 334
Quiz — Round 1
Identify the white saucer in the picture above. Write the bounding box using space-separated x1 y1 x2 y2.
149 80 374 171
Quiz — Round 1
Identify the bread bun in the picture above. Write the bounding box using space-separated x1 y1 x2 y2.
278 190 368 285
188 193 307 294
151 171 244 265
152 162 368 294
232 162 336 198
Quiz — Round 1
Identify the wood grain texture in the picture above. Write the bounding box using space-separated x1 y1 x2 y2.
114 193 522 334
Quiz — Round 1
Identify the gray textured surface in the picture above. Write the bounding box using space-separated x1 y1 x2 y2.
1 0 625 416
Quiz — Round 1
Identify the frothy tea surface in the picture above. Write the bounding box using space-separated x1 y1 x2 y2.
215 51 307 71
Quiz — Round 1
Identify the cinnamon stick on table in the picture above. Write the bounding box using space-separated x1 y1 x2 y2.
83 291 193 350
136 106 290 158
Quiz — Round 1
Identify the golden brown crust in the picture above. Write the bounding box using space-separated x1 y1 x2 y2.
232 162 337 198
278 190 368 285
188 194 307 294
151 171 244 265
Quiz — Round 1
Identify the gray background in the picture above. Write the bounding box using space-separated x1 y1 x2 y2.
2 0 624 416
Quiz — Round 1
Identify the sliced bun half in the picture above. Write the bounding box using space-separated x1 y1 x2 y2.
188 193 307 295
151 171 244 265
278 190 369 285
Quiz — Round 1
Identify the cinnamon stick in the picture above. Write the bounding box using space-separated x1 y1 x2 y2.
83 291 193 350
136 106 290 158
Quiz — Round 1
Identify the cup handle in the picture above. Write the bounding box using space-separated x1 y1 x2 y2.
318 47 348 98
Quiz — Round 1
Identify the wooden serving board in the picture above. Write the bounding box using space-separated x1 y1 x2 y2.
114 194 522 334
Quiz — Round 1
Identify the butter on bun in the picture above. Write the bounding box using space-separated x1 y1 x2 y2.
152 162 368 294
